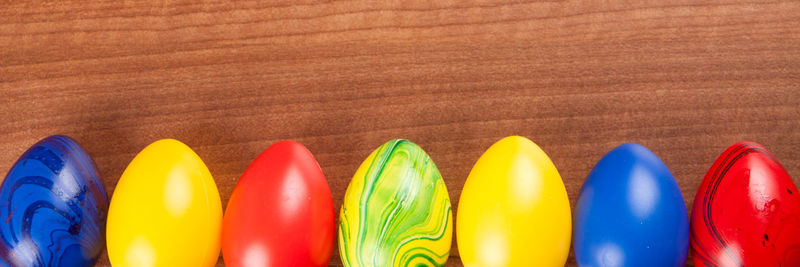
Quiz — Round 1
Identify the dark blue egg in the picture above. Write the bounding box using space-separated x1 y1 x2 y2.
0 136 108 267
574 143 689 267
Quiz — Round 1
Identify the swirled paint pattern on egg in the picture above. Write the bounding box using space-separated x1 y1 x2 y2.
338 139 453 267
0 136 108 267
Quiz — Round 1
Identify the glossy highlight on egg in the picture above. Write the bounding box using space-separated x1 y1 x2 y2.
106 139 222 267
338 139 453 267
690 142 800 266
0 135 108 267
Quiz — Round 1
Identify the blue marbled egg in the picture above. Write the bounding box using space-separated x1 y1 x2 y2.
0 136 108 267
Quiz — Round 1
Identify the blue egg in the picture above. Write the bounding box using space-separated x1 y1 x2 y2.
0 136 108 267
574 143 689 267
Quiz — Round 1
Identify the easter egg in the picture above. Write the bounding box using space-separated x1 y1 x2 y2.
338 139 452 267
690 142 800 266
573 143 689 267
222 140 335 267
107 139 222 267
457 136 571 267
0 136 108 267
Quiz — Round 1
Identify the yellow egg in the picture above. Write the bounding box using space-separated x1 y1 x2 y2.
107 139 222 267
456 136 571 267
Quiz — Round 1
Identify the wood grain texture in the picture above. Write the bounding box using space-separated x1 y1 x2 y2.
1 0 799 266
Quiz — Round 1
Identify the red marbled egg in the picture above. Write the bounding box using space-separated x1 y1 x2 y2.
690 142 800 266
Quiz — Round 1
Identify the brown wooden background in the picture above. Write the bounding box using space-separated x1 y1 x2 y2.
2 0 799 266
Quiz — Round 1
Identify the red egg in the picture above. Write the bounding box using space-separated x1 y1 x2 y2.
222 141 335 267
690 142 800 266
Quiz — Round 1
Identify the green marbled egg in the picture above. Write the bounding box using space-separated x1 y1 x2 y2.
338 139 453 267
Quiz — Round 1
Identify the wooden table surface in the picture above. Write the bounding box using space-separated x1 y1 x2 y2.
2 0 799 266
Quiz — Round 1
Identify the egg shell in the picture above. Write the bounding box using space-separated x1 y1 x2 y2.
573 143 689 267
456 136 571 267
690 142 800 266
338 139 453 267
222 140 335 267
0 136 108 267
106 139 222 267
